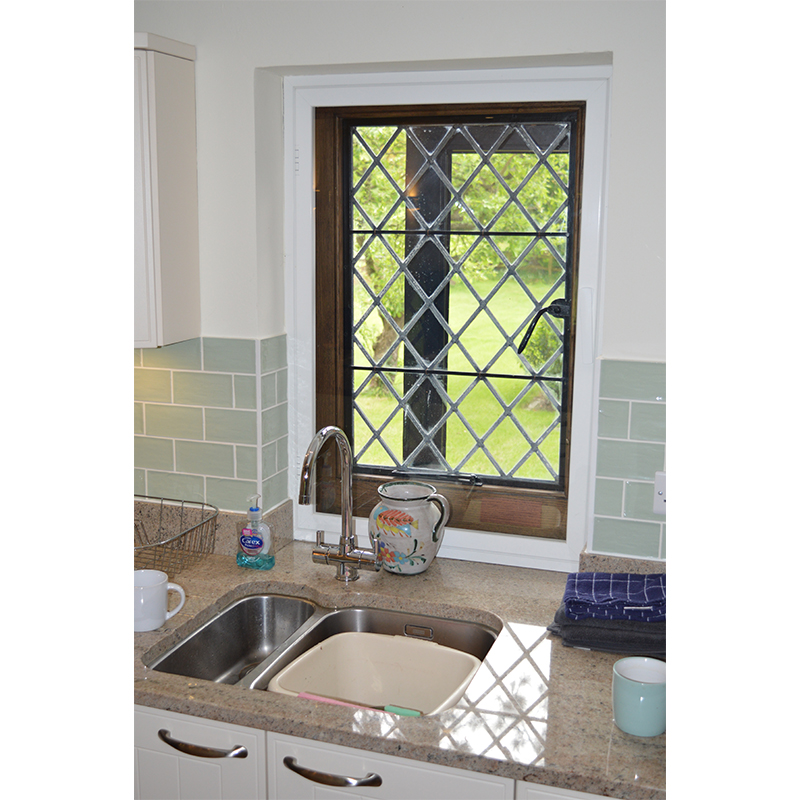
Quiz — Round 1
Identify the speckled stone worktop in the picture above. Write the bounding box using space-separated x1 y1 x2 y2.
134 542 666 799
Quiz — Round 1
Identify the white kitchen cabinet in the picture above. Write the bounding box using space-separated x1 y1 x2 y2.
515 781 608 799
134 706 266 800
267 732 514 800
134 33 200 349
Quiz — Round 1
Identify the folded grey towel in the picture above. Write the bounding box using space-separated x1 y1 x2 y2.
548 604 666 658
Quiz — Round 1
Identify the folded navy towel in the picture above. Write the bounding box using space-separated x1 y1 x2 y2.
563 572 665 622
548 603 666 658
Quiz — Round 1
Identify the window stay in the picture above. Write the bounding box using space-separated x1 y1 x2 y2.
351 364 564 384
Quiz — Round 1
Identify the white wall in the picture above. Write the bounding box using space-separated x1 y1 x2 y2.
133 0 665 360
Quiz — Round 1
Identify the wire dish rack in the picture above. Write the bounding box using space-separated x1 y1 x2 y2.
134 495 219 578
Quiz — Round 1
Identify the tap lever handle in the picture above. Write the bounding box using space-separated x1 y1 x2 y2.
315 530 333 551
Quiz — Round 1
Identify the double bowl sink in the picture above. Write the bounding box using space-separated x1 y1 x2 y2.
146 594 500 716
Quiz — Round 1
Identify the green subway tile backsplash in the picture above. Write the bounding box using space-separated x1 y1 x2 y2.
173 372 234 408
630 402 666 442
206 477 258 512
262 470 288 513
135 336 289 512
175 441 235 478
594 478 623 516
234 375 257 409
135 369 171 403
262 441 277 476
134 341 666 565
593 359 666 561
236 445 258 480
596 439 665 481
141 338 202 370
599 360 665 402
145 404 204 440
261 373 277 409
624 480 663 522
205 408 258 445
147 471 206 503
597 399 629 438
203 338 256 374
262 404 288 441
592 517 662 559
276 369 288 404
261 335 287 372
134 436 174 470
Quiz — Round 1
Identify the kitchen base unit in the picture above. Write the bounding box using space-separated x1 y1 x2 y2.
134 706 266 800
268 732 515 800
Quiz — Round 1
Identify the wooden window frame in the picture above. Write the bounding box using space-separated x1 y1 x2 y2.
314 101 586 539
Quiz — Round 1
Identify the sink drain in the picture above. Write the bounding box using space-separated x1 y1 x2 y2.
237 661 262 681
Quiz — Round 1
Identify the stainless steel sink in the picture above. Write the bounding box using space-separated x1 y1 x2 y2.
147 595 317 683
145 593 501 711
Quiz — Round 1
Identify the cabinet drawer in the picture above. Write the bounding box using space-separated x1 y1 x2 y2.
134 706 265 800
268 732 514 800
515 781 609 799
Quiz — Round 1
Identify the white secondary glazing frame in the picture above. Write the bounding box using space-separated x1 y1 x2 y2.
283 62 611 572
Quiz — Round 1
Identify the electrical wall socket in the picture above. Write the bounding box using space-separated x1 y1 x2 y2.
653 471 666 515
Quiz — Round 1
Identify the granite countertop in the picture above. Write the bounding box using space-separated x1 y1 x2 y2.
134 541 666 799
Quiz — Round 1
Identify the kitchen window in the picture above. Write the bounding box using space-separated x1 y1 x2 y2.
314 102 585 539
282 63 611 570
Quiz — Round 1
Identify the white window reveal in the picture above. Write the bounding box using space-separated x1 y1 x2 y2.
282 62 611 572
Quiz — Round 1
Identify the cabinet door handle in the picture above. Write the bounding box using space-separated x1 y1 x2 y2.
283 755 382 787
157 728 248 759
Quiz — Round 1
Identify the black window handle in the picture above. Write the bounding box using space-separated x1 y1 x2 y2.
517 298 571 354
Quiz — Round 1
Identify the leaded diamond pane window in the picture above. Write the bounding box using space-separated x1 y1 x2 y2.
316 104 585 539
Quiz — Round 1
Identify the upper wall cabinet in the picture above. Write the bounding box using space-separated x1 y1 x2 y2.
134 33 200 348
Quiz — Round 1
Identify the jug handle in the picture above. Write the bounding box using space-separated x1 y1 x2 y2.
428 493 451 543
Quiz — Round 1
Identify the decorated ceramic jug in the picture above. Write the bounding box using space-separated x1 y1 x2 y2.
368 481 451 575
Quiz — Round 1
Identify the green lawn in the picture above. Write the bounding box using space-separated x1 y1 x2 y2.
353 276 563 481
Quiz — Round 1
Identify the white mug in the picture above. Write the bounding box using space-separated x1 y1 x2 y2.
134 570 186 632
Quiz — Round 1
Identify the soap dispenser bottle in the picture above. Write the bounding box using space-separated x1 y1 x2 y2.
237 494 275 570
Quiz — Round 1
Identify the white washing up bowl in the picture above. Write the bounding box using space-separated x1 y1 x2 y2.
267 631 481 715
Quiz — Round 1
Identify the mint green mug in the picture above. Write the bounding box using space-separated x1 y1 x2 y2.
612 657 666 737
